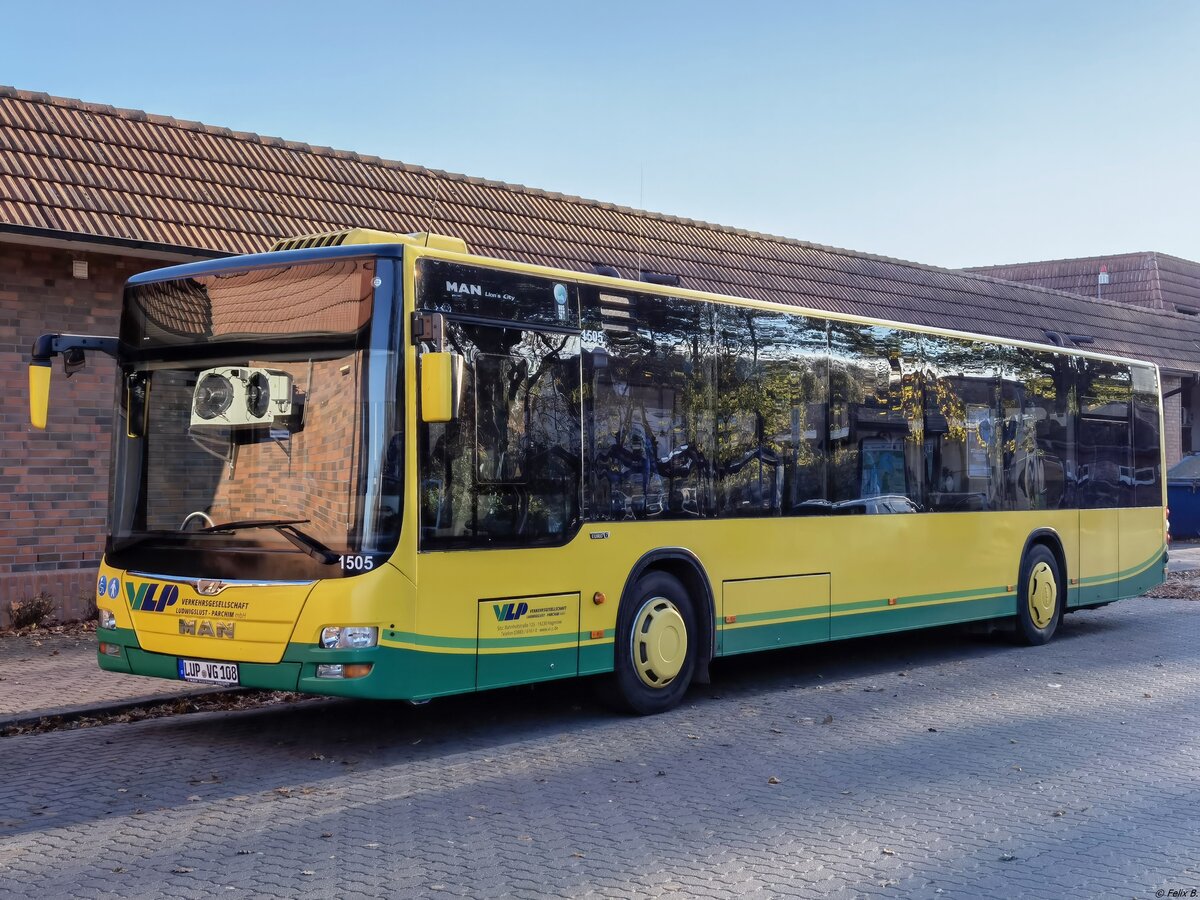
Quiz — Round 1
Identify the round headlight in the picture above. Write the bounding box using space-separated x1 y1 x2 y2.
194 374 234 420
246 371 271 418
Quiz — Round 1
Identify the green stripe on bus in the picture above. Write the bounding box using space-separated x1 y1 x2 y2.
382 628 615 652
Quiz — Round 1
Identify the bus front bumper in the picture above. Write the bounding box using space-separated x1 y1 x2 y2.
95 626 463 700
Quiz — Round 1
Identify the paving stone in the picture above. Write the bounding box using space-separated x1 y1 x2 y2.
0 631 207 722
1 598 1198 897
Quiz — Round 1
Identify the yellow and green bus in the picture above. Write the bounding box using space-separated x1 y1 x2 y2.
28 229 1167 714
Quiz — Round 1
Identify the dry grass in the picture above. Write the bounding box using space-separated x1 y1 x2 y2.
0 691 312 737
1144 570 1200 600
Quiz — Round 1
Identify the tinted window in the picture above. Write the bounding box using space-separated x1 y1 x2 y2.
419 323 582 548
920 336 1004 512
584 290 716 521
716 307 828 516
996 345 1075 510
1131 365 1163 507
1077 359 1132 509
828 324 923 512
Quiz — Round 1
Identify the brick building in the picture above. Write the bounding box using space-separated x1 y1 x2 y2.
3 84 1199 622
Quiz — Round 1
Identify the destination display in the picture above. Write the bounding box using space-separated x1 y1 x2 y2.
416 258 579 328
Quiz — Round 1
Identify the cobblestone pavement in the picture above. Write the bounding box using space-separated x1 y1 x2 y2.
0 632 208 724
1167 543 1200 574
2 598 1199 899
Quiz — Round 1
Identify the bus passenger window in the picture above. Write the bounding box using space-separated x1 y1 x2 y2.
921 336 1002 512
715 307 828 517
828 324 923 512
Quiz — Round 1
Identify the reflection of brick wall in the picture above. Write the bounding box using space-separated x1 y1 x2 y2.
144 357 361 548
0 244 162 624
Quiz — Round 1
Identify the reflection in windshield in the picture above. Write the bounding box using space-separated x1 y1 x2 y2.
108 258 402 579
125 352 376 556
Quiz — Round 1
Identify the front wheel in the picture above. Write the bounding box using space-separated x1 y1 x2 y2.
609 571 697 715
1016 545 1062 645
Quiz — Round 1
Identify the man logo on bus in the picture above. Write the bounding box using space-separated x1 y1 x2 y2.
125 581 180 613
446 281 482 296
493 601 529 622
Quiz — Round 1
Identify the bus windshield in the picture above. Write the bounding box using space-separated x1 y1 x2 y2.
106 257 403 580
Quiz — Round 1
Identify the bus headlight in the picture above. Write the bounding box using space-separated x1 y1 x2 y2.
98 608 117 630
319 626 378 649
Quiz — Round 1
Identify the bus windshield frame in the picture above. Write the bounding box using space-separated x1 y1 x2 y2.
105 250 404 582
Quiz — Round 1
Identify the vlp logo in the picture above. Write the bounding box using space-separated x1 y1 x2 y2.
446 281 482 296
126 581 180 613
493 601 529 622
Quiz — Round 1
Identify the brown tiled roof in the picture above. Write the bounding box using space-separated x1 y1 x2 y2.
3 85 1200 373
965 252 1200 315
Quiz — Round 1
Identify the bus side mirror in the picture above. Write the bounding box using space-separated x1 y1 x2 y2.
27 333 120 430
420 351 464 423
29 362 51 429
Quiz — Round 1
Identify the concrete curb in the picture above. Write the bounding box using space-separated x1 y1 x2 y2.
0 686 246 731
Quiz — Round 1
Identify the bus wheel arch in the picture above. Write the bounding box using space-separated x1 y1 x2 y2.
622 549 715 677
604 549 715 714
1016 531 1066 644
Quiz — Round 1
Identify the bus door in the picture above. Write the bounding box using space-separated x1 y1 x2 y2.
417 317 584 687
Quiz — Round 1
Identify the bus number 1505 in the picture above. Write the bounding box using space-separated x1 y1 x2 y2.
339 555 375 572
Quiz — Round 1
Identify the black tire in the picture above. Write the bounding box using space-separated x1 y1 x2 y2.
608 571 698 715
1016 544 1063 645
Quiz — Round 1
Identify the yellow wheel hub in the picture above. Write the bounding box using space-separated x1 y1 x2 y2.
631 597 688 688
1027 561 1057 629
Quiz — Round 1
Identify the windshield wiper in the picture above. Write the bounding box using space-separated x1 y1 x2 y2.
199 518 339 564
200 518 312 533
274 524 340 565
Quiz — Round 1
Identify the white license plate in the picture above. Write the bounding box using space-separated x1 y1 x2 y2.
178 658 239 686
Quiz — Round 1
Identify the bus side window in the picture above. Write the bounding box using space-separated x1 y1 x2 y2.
999 346 1075 511
828 324 923 512
584 290 717 521
1131 366 1162 507
1078 359 1132 509
715 307 827 517
921 335 1002 513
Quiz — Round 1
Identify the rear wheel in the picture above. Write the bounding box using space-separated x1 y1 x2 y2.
1016 544 1062 645
609 571 697 715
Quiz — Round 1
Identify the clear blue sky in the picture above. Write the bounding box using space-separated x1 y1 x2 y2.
3 0 1198 267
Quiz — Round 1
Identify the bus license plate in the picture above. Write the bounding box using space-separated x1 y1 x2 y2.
178 658 239 686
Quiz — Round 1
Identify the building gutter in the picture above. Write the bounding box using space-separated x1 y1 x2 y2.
0 223 231 263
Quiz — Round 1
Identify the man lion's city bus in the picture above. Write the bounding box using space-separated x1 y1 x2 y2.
27 229 1168 714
